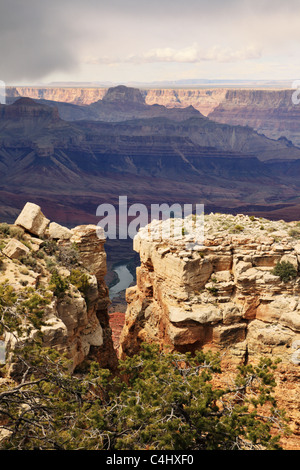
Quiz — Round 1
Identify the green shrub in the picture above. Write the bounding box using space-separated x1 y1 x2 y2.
0 283 51 336
9 226 25 240
42 239 58 256
20 254 37 269
288 229 300 239
49 270 69 297
68 269 90 304
206 286 218 296
230 224 244 233
0 343 288 450
0 223 10 236
56 244 79 268
45 257 56 271
271 261 297 283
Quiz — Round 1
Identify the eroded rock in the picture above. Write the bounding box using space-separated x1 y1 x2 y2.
15 202 50 237
119 212 300 364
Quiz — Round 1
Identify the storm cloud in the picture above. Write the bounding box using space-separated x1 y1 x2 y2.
0 1 80 83
1 0 300 84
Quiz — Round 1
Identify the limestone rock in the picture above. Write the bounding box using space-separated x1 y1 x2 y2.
2 239 29 259
119 212 300 362
2 207 117 375
70 225 107 280
48 222 72 240
15 202 49 237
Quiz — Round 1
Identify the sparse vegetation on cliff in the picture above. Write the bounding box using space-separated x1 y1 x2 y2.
271 261 297 283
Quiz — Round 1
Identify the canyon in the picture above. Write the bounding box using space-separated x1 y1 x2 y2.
1 204 300 448
2 88 300 230
7 85 300 145
1 84 300 449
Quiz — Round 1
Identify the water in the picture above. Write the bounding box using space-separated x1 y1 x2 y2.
109 264 134 299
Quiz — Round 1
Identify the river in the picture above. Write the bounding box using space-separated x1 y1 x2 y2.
109 263 134 300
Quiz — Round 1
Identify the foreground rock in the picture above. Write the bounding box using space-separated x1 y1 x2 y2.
119 212 300 448
1 204 117 375
120 213 300 361
15 202 50 237
2 239 29 259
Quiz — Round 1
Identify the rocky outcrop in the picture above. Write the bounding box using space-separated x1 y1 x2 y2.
119 213 300 448
119 213 300 364
2 239 29 260
1 203 117 375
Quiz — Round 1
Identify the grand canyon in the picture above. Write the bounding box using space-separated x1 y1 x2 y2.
1 83 300 450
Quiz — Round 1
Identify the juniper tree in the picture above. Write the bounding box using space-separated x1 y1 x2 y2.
0 341 289 450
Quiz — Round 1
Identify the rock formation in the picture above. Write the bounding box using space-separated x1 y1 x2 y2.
208 89 300 146
119 213 300 362
119 212 300 448
7 86 300 146
0 203 117 375
6 87 107 106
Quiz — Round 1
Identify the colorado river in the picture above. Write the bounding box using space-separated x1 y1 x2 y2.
109 264 134 299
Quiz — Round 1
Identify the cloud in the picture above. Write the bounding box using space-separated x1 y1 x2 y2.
1 0 300 84
88 44 262 66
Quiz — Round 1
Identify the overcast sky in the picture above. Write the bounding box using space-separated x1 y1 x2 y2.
1 0 300 85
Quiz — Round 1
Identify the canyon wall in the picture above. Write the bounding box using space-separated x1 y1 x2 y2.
6 86 226 113
7 86 300 145
209 89 300 146
7 87 107 105
144 88 227 116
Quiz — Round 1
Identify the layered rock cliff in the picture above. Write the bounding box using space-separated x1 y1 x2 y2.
120 213 300 362
209 89 300 146
0 203 117 375
7 87 107 106
119 213 300 448
6 86 227 115
144 88 227 116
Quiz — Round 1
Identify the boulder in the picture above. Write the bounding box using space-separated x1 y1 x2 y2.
48 222 72 240
15 202 49 237
2 239 29 259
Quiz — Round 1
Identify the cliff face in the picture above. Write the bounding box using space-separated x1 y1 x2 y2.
144 88 227 116
208 89 300 146
119 213 300 362
1 203 117 375
119 213 300 448
7 87 107 106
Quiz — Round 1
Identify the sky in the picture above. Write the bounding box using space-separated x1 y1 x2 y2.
1 0 300 85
